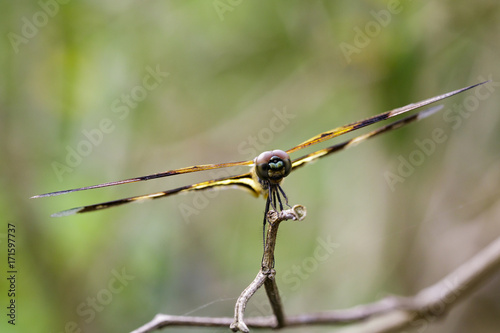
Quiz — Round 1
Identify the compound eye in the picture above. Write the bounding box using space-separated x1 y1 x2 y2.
255 150 291 182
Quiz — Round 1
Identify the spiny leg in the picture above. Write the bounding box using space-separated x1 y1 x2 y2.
271 186 278 211
277 185 290 208
276 188 284 211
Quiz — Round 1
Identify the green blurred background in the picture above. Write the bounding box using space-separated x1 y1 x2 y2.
1 1 500 332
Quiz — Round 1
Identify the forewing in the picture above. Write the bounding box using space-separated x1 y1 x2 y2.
286 82 487 154
32 160 254 198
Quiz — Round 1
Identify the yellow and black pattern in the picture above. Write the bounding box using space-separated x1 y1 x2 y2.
33 82 488 217
285 82 486 154
51 173 261 217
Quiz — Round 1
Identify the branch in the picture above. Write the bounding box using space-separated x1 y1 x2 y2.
230 271 267 332
264 274 286 328
231 205 307 332
260 206 306 329
261 205 307 270
131 228 500 333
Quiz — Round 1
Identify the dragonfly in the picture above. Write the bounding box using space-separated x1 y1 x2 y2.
33 82 487 234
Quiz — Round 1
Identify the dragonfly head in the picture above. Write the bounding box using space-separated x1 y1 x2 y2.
254 150 292 184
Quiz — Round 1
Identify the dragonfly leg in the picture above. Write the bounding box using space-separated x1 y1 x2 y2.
277 185 290 208
276 189 284 211
270 187 278 211
262 194 271 249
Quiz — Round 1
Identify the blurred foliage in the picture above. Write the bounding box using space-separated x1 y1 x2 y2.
1 1 500 332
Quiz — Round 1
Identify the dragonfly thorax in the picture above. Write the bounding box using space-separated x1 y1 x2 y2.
254 150 292 184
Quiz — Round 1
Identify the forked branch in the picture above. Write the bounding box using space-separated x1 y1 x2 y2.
231 205 307 332
132 225 500 333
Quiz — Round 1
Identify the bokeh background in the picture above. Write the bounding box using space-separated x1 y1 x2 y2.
1 1 500 332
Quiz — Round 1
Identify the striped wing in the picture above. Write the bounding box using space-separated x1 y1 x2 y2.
32 160 254 198
286 82 486 154
290 105 443 171
51 173 261 217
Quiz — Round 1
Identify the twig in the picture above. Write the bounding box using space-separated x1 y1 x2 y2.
132 224 500 333
230 271 268 332
261 205 307 270
262 205 306 326
264 273 286 328
231 205 307 332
